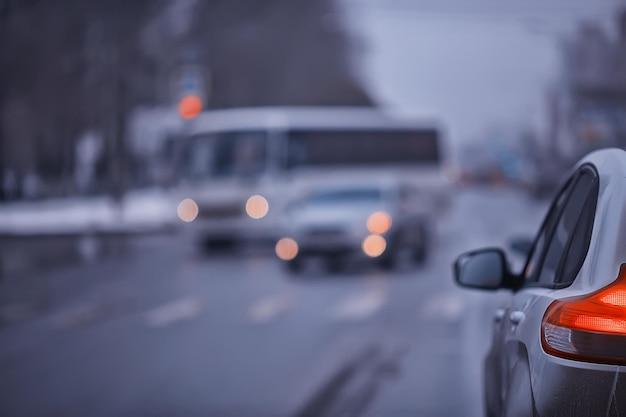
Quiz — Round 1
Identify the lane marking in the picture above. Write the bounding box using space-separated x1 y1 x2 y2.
419 292 465 322
248 295 293 324
144 297 202 328
51 302 117 329
329 289 387 322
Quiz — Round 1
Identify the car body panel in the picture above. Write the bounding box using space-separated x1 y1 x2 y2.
461 148 626 416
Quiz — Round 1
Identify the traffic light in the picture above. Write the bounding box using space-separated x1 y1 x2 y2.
178 95 203 119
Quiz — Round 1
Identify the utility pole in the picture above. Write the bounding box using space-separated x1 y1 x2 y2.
111 43 127 206
0 128 4 201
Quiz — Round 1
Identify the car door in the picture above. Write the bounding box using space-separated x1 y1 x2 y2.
497 165 600 415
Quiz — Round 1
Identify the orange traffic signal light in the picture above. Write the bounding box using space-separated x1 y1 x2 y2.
178 95 203 119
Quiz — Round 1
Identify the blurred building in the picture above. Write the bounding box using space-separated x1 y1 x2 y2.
551 9 626 165
0 0 371 200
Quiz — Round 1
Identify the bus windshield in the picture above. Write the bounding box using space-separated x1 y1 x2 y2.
184 131 267 180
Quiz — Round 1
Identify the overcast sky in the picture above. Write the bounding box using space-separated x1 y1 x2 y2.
343 0 624 155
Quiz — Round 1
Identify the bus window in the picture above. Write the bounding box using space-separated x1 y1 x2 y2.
286 129 440 168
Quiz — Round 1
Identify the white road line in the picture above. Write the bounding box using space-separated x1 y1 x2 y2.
51 304 107 329
328 289 387 322
419 292 465 322
248 295 294 324
144 297 203 328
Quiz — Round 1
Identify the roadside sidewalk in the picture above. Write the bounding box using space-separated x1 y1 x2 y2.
0 188 179 278
0 235 185 330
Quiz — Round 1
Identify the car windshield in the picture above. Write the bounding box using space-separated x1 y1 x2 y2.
306 188 382 205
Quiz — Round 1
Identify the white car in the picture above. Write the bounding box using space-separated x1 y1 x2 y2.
454 148 626 416
276 179 430 273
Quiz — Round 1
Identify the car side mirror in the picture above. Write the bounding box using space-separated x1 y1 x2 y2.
508 236 533 257
454 248 509 290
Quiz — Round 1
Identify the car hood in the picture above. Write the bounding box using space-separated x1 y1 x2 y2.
290 204 384 230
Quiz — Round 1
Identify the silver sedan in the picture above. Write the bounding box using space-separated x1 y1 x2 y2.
454 148 626 416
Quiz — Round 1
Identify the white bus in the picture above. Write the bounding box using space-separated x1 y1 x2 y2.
170 106 449 252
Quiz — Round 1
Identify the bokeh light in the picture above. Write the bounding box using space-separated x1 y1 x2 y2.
177 198 199 222
178 95 203 119
246 195 269 219
366 211 393 235
275 237 299 261
362 234 387 257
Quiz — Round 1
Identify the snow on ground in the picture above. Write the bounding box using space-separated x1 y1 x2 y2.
0 188 178 235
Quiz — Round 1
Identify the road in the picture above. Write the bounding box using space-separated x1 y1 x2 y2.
0 187 547 417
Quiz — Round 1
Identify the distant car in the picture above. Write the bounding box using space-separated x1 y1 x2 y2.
277 179 430 273
453 148 626 416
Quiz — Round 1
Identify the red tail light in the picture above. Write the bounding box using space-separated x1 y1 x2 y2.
542 264 626 365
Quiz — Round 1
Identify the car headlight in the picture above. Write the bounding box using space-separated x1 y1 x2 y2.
275 237 299 260
246 195 269 219
177 198 199 222
366 211 392 235
362 234 387 257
